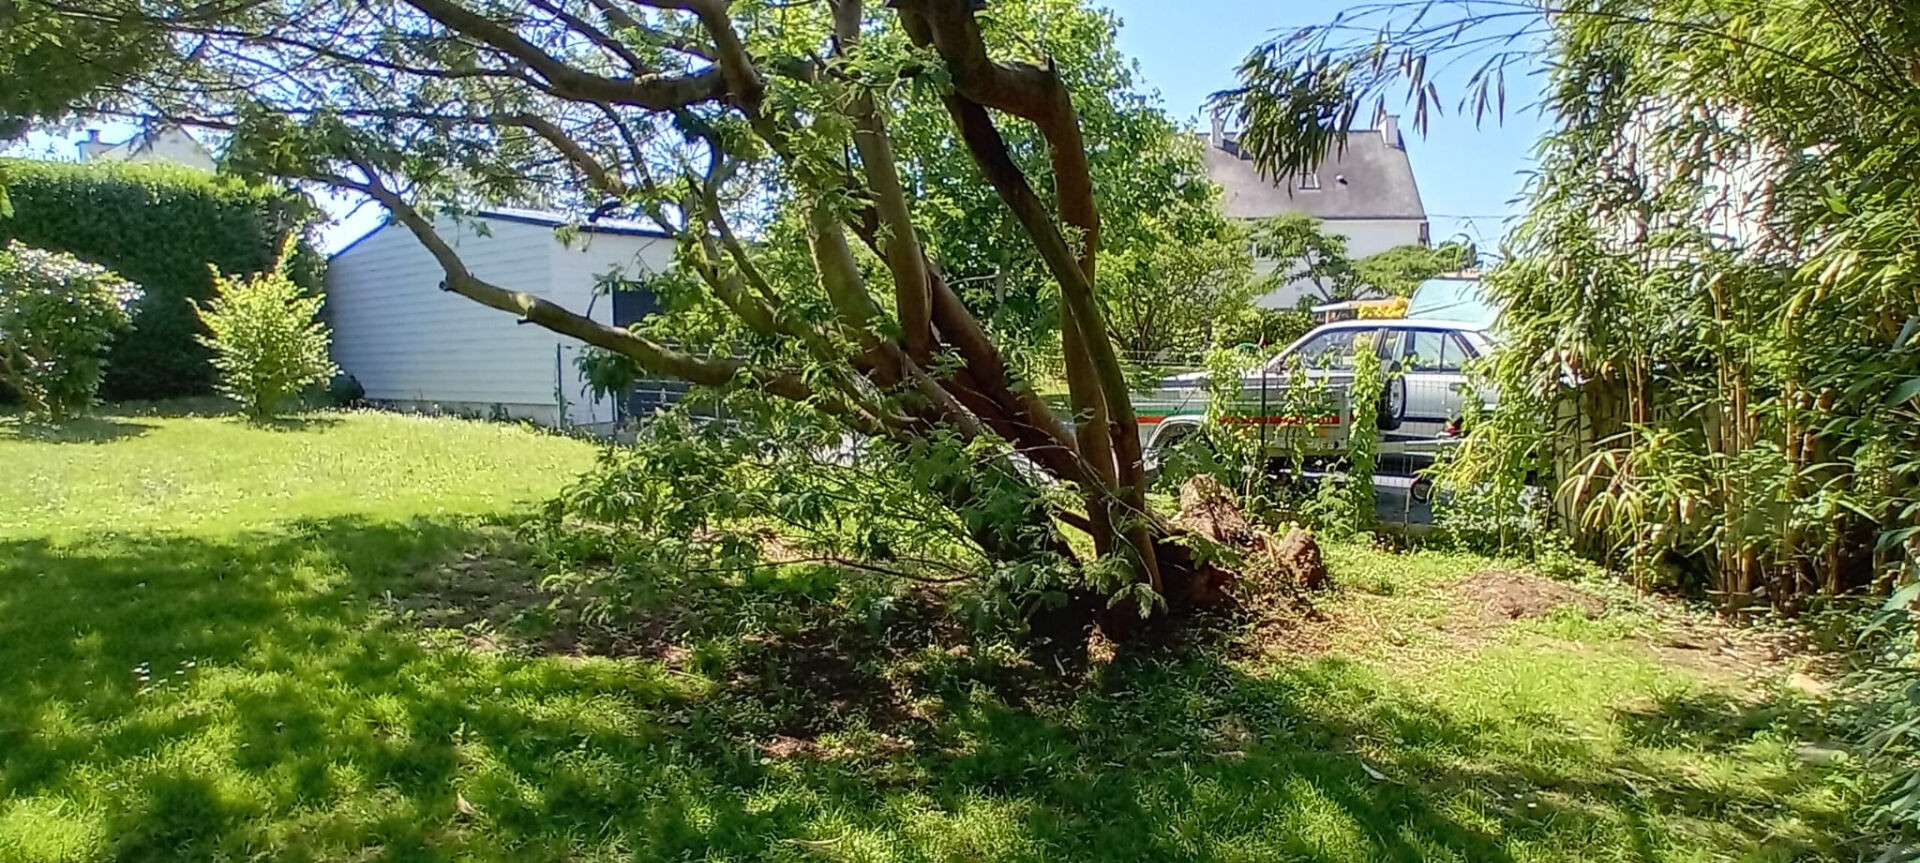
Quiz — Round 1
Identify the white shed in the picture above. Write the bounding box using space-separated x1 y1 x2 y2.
325 208 674 427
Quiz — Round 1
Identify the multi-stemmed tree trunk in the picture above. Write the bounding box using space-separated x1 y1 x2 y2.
69 0 1228 627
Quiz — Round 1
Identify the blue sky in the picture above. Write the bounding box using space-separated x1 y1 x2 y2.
1100 0 1549 252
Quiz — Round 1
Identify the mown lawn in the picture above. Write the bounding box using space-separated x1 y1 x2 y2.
0 407 1868 861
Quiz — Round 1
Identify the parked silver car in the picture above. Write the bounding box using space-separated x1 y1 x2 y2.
1135 319 1499 460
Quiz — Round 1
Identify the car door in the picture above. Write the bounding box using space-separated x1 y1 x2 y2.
1399 327 1474 437
1272 326 1406 431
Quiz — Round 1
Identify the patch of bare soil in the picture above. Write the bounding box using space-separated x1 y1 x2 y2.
399 528 1095 745
1449 570 1831 692
1241 569 1611 663
1455 570 1607 624
1642 612 1832 692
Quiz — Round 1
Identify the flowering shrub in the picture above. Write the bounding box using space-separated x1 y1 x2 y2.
0 242 141 419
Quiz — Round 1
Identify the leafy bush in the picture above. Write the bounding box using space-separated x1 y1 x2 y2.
0 241 140 419
0 158 320 400
1317 336 1381 540
1147 346 1276 505
193 247 336 420
535 404 1074 628
1352 242 1475 296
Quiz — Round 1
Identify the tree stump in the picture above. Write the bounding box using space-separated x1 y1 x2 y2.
1174 474 1330 596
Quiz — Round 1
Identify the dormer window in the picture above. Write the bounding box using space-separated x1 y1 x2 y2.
1297 171 1321 190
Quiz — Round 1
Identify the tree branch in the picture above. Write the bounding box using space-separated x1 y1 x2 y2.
833 0 935 365
628 0 765 110
328 166 831 414
526 0 649 72
402 0 728 108
904 1 1162 587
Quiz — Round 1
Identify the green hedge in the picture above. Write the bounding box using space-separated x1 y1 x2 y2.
0 159 321 400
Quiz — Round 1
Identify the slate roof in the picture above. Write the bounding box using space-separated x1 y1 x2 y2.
1201 129 1427 221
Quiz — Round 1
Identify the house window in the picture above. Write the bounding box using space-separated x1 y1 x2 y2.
1296 171 1321 191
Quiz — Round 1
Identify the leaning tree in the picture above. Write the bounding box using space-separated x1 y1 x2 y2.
48 0 1253 627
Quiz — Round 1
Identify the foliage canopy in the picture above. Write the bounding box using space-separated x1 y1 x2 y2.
62 0 1273 628
1223 0 1920 844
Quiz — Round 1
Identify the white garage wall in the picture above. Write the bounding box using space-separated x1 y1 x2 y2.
327 216 653 425
547 230 674 425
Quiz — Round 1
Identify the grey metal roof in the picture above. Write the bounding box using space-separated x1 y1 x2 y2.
477 206 672 238
1202 130 1427 221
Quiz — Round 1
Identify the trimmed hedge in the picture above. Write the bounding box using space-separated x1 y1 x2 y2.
0 159 321 400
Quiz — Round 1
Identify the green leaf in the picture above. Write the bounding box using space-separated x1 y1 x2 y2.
1892 377 1920 406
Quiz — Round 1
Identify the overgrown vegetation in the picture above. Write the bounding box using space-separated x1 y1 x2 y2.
1220 0 1920 850
195 243 338 421
1100 216 1260 359
0 241 140 420
10 0 1913 854
1153 339 1385 544
1332 336 1382 539
534 406 1079 631
1250 213 1472 305
1852 582 1920 857
1214 305 1316 351
0 158 320 401
1225 0 1920 610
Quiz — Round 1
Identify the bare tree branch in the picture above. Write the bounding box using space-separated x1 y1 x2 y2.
330 165 829 411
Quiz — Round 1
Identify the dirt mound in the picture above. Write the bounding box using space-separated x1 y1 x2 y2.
1456 570 1606 622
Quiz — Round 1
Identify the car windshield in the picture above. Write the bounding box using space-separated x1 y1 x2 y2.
1294 330 1359 369
1272 327 1401 371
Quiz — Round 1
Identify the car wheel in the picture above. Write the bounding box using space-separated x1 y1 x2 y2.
1378 366 1408 431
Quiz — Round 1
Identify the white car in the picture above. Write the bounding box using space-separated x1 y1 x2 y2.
1135 319 1499 460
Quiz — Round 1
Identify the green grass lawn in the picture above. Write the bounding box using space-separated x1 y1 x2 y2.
0 407 1867 861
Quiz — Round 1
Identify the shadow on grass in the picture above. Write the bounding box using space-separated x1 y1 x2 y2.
103 397 344 432
1614 688 1838 752
99 396 242 418
0 415 156 444
0 516 1857 861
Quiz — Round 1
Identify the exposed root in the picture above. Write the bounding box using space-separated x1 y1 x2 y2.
1173 474 1331 602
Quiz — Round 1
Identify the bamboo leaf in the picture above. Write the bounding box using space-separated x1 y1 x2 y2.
1892 377 1920 406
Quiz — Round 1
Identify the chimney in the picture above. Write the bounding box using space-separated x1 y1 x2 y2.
1378 113 1403 150
86 129 101 143
1209 111 1225 150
